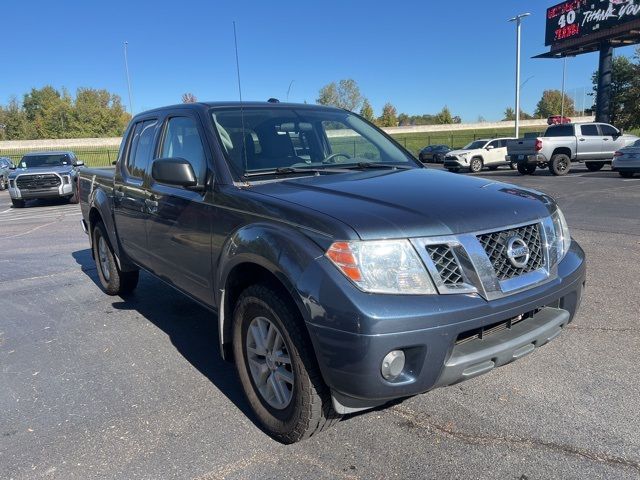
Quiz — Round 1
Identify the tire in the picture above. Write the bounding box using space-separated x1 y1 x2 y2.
447 167 460 173
0 176 5 191
233 284 340 443
68 191 79 204
586 162 604 172
92 222 139 296
619 171 635 178
488 165 499 171
549 154 571 176
11 199 25 208
469 157 483 173
517 163 537 175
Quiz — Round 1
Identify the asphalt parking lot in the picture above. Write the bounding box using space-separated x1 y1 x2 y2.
1 164 639 480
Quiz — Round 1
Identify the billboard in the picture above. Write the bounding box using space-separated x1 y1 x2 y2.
545 0 640 46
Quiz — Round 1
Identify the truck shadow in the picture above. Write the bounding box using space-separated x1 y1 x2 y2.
71 249 258 428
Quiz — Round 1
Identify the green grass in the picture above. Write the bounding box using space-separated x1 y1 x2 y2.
0 145 120 168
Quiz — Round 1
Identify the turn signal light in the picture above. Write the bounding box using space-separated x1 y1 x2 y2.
326 242 362 282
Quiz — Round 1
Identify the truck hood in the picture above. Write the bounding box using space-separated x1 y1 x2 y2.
250 169 555 239
10 165 74 179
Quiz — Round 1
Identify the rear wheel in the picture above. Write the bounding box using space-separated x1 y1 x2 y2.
509 162 516 170
233 284 340 443
469 157 483 173
549 154 571 176
585 162 604 172
619 171 635 178
11 199 25 208
517 163 537 175
92 222 139 295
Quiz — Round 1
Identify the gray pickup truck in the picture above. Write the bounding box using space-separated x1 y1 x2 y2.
8 151 84 207
506 122 639 176
79 101 586 443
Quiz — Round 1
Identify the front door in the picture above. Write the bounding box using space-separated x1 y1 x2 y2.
113 118 158 266
145 114 214 306
576 124 602 160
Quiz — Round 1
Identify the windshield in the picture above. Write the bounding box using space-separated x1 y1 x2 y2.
20 154 72 168
210 107 418 176
462 140 487 150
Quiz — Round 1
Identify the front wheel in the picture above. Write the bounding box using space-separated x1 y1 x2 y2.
517 163 537 175
233 284 340 443
619 171 635 178
92 222 139 295
469 157 483 173
586 162 604 172
549 154 571 176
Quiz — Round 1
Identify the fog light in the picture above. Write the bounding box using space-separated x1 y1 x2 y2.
381 350 405 381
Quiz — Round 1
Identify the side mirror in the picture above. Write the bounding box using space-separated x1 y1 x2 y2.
486 145 494 150
9 164 16 170
152 157 199 189
74 160 85 167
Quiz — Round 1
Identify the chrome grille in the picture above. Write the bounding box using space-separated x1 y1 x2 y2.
16 174 61 189
477 223 544 281
426 245 464 286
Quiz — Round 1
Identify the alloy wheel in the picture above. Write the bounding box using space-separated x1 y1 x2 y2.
97 236 111 282
246 316 294 410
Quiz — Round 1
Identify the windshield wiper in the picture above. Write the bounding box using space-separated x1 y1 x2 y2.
346 162 414 170
242 166 352 178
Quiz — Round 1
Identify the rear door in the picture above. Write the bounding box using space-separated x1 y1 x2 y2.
576 124 602 160
145 112 215 306
113 117 158 266
484 139 504 165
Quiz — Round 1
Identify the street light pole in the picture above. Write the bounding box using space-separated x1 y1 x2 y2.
123 41 134 115
509 13 530 139
560 56 567 119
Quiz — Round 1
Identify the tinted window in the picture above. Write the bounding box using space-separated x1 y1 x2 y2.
600 124 619 137
161 117 206 180
580 124 599 136
545 125 573 137
487 140 500 148
127 119 157 178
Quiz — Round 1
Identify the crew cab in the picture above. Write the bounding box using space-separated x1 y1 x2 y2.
506 123 639 176
443 138 515 173
8 151 84 207
79 102 586 443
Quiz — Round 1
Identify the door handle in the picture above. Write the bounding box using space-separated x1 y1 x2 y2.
579 138 585 141
603 138 609 141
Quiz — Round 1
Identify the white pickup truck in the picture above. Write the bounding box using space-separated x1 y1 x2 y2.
506 123 639 176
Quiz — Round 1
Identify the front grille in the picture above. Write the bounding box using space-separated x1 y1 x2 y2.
427 245 464 286
477 223 544 281
455 310 538 345
16 174 61 190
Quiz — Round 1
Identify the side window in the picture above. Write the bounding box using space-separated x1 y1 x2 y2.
599 124 619 137
487 140 500 148
580 124 599 136
126 119 158 179
161 117 206 180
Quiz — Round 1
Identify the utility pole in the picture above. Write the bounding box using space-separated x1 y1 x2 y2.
509 13 530 138
123 41 134 114
560 56 567 119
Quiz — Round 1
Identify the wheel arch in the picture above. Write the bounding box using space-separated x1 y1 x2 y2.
216 223 325 361
551 147 573 159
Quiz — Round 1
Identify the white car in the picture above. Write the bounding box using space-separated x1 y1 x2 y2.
443 138 516 173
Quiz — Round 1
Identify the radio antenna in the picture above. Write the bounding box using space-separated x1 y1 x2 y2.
233 21 248 172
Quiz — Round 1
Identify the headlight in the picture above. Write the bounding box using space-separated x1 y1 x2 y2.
326 240 436 294
552 208 571 262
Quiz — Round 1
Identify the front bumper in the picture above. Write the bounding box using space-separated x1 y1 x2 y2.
443 156 467 168
9 183 74 200
300 241 586 413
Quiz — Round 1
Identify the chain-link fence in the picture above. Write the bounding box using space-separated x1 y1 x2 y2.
0 146 120 168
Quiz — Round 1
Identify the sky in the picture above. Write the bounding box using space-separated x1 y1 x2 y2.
1 0 637 122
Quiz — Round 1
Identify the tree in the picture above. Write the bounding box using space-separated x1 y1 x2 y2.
316 78 363 111
591 54 639 129
182 92 198 103
359 98 375 122
71 88 129 137
0 97 31 140
435 106 453 124
377 102 398 127
503 107 516 121
534 89 576 118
